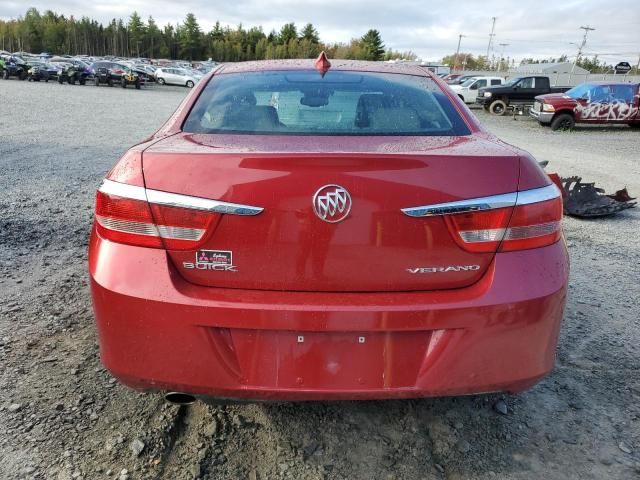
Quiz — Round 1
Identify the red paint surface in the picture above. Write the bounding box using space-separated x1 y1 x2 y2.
90 230 568 400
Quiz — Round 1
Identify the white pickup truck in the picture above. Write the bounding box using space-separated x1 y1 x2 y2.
450 76 504 104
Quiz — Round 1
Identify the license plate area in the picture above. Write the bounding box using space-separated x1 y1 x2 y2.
229 330 433 390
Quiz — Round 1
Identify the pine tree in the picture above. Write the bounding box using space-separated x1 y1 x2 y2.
278 23 297 45
361 29 385 61
146 16 160 58
127 12 145 57
178 13 202 60
300 23 319 44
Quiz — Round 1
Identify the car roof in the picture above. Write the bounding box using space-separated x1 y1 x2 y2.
216 59 432 77
580 81 640 86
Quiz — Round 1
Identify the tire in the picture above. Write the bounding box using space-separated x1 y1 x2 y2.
58 78 63 84
458 94 465 101
135 81 141 90
121 80 126 88
489 100 507 116
550 113 575 131
19 71 27 80
157 77 165 85
79 78 86 86
108 79 113 87
69 77 75 85
186 80 195 88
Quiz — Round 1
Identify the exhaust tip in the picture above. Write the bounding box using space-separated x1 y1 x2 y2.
164 392 196 405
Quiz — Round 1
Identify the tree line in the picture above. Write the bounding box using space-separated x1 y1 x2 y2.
0 8 416 62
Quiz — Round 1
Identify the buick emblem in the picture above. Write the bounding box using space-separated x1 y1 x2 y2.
312 184 352 223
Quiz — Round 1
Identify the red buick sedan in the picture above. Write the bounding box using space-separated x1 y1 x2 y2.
89 55 568 403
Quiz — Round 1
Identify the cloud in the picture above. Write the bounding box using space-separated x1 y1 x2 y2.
1 0 638 62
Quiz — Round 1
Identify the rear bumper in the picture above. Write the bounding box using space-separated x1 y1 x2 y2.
89 230 569 401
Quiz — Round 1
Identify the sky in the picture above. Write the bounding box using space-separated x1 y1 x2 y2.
1 0 639 64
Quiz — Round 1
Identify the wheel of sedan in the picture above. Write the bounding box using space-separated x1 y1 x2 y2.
550 113 575 131
157 77 165 85
489 100 507 116
186 80 194 88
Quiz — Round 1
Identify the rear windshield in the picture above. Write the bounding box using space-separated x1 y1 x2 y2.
183 70 471 136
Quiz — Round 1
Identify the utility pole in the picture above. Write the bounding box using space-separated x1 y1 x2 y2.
571 25 595 74
454 34 466 71
498 43 509 71
485 17 497 70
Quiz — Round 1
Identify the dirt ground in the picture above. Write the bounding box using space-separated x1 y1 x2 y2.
1 80 639 480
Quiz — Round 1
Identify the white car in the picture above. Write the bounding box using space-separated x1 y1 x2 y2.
155 67 199 88
450 76 504 104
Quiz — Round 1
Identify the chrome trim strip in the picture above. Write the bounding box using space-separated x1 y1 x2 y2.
98 179 148 202
145 189 263 216
515 184 561 206
99 179 264 216
401 184 559 218
401 192 516 217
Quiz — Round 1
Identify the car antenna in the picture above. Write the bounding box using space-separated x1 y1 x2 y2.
314 51 331 77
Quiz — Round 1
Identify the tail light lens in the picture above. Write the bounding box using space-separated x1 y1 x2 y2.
446 184 562 253
95 182 218 250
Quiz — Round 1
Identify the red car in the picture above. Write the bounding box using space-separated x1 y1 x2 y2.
530 81 640 130
89 54 569 403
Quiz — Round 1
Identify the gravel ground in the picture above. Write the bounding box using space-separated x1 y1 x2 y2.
0 79 639 480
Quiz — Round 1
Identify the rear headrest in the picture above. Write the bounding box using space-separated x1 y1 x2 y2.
355 94 391 128
222 105 280 131
369 107 420 131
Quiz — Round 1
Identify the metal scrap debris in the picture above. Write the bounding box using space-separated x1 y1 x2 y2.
548 173 637 218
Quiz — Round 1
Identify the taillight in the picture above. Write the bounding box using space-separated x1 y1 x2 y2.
445 184 562 253
94 179 262 250
95 181 217 250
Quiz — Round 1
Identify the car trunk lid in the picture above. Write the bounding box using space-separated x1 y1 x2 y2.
142 133 520 292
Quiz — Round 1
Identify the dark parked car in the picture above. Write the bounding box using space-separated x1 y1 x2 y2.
2 56 28 80
476 76 571 115
27 62 57 82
